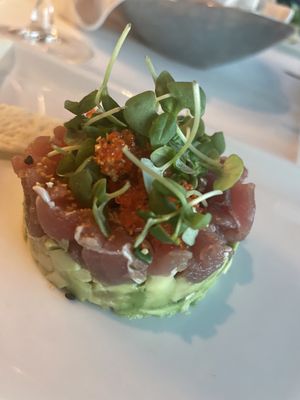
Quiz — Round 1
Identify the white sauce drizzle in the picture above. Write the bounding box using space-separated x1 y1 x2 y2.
33 185 55 209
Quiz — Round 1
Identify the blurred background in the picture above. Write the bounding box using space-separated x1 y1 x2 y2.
0 0 299 163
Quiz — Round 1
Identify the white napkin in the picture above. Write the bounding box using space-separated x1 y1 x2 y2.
53 0 124 31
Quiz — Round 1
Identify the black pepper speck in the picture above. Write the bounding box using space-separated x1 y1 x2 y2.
24 155 34 165
65 292 76 301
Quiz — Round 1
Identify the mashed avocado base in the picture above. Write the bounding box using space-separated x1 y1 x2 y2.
27 233 238 318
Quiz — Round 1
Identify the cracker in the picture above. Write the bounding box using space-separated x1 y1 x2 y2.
0 104 62 155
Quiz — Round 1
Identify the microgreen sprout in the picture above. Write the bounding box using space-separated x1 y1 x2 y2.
48 144 81 157
188 190 223 207
145 56 158 82
95 23 132 105
59 25 245 253
134 210 179 248
84 106 124 127
93 180 131 237
123 146 187 206
175 127 221 169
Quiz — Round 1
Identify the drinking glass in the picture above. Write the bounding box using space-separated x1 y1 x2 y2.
0 0 93 63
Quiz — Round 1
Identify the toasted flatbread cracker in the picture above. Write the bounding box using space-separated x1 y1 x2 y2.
0 104 62 155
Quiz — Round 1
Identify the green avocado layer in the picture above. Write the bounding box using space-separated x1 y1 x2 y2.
27 233 238 318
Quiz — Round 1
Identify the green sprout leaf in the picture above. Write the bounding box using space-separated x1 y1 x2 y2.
85 159 102 182
92 200 110 238
92 179 130 238
155 178 186 198
197 142 220 159
123 91 158 135
211 131 225 155
102 92 126 123
213 154 244 191
167 82 206 116
179 116 205 138
64 115 86 131
82 125 112 139
149 182 177 214
75 138 95 167
69 169 94 207
123 147 187 205
149 112 177 147
64 90 98 116
92 178 110 238
140 158 163 193
181 227 199 246
150 146 176 167
93 178 108 203
56 153 76 176
175 159 196 175
150 224 178 245
160 81 202 172
64 100 80 115
182 207 212 230
155 71 177 113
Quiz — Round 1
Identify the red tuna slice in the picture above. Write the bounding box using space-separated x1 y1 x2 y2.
208 182 255 242
12 136 58 178
82 228 137 285
68 240 84 265
148 239 192 276
52 126 66 147
180 227 232 283
20 168 49 237
226 182 255 241
36 196 92 241
22 178 44 237
16 156 63 238
26 136 52 157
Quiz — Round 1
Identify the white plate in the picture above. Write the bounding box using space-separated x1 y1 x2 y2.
0 42 300 400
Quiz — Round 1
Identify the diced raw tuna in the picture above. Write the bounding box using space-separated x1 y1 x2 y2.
52 126 66 146
180 227 232 282
208 181 255 242
148 239 192 276
36 196 93 241
82 228 135 285
13 133 255 287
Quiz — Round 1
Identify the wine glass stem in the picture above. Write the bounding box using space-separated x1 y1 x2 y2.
21 0 58 43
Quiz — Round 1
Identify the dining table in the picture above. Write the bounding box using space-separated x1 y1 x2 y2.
0 1 299 400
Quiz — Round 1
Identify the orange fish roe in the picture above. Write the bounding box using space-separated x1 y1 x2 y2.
94 130 136 182
85 107 97 119
112 177 148 234
182 181 193 191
